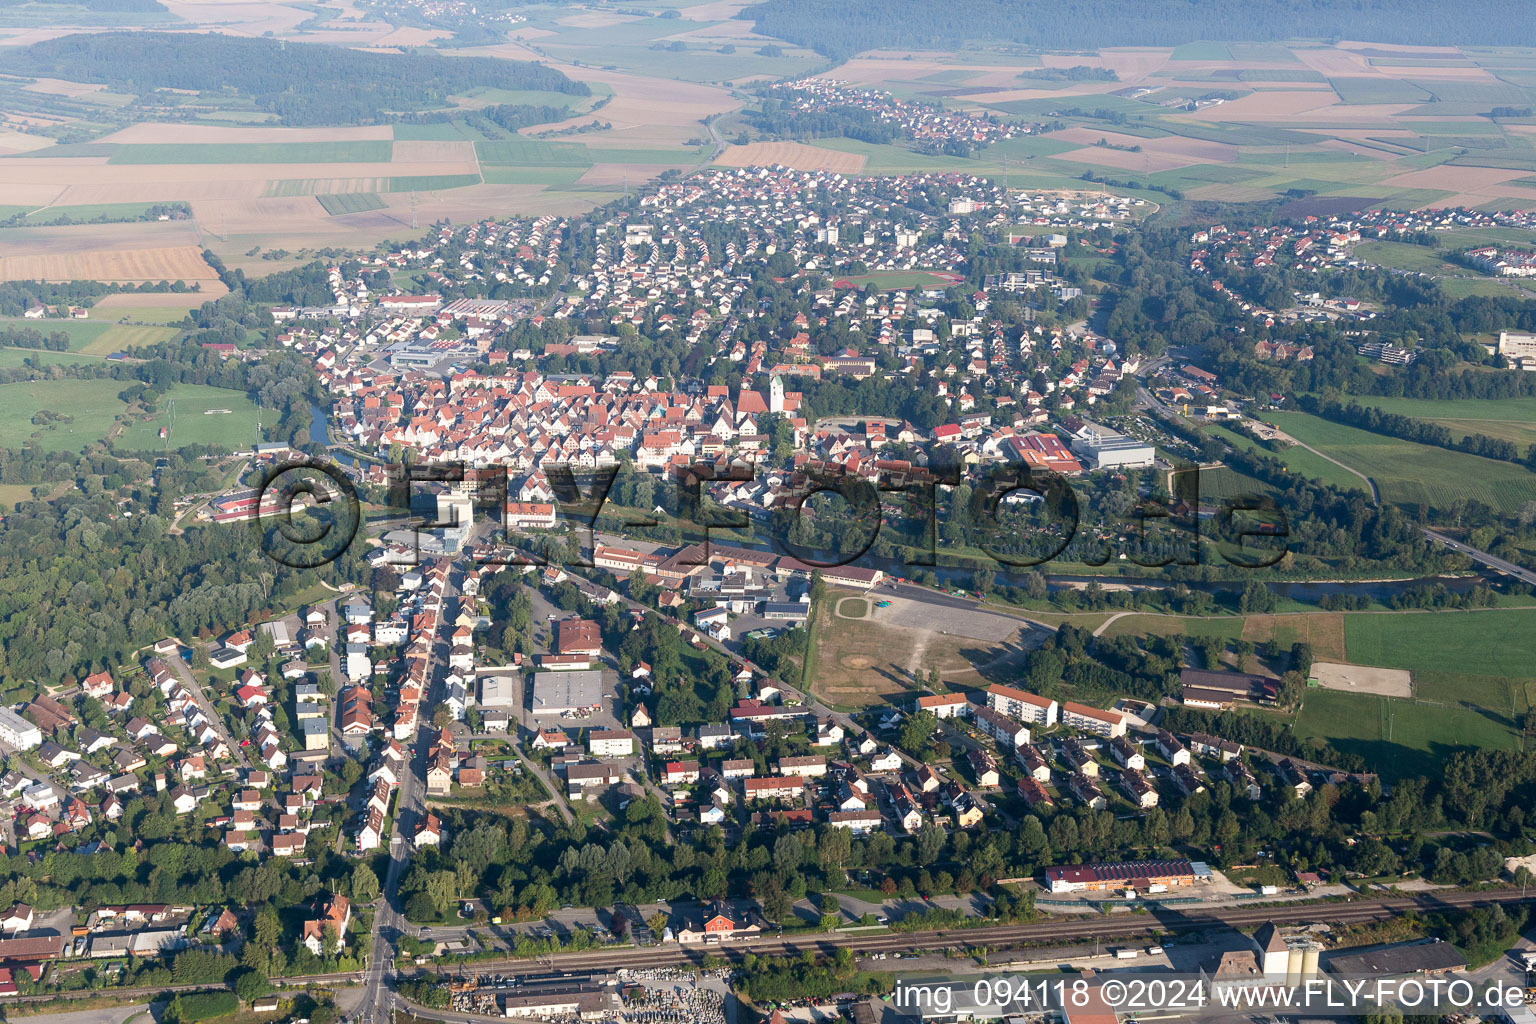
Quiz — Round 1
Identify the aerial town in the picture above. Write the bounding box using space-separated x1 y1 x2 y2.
8 5 1536 1024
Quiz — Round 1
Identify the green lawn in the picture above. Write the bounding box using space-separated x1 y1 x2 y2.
22 201 185 224
1227 42 1302 63
1293 688 1520 782
1344 608 1536 678
1267 410 1536 515
480 165 591 186
1153 120 1326 147
115 384 263 452
105 141 394 164
833 270 960 290
0 317 109 351
0 483 45 510
1237 68 1325 82
82 324 178 355
474 139 594 167
0 378 130 451
100 306 193 326
1409 78 1531 104
1438 225 1536 247
0 318 175 354
393 122 477 142
1438 275 1536 299
1354 240 1477 275
384 174 480 192
0 348 106 369
1197 465 1274 501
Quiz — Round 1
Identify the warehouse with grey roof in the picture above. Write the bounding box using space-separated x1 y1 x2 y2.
530 670 604 717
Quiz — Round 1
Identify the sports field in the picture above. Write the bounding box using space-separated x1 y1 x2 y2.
1293 688 1520 781
1343 608 1536 678
114 384 263 452
833 270 963 290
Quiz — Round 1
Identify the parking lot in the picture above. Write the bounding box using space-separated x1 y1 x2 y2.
871 593 1031 643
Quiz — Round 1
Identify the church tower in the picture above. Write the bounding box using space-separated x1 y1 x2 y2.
769 374 785 414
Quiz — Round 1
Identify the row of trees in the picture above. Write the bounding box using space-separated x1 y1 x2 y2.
1301 395 1529 467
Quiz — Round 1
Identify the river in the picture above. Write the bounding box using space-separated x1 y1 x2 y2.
309 403 354 466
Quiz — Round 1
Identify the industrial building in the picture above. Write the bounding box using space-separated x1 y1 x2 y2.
1043 858 1204 893
1326 939 1467 977
477 671 521 709
498 982 620 1019
529 670 605 717
1066 421 1156 470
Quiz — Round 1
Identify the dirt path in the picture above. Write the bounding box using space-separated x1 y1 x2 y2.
1270 426 1381 503
1092 611 1134 637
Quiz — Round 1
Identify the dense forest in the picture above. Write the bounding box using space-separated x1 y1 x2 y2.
54 0 166 9
745 0 1536 59
0 33 587 125
746 97 903 145
0 475 367 686
749 0 1536 59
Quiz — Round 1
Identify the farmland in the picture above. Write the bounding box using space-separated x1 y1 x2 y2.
0 318 177 354
106 141 395 164
1266 411 1536 516
317 193 387 216
715 142 867 173
0 378 129 452
1344 395 1536 447
10 23 1536 262
0 245 219 285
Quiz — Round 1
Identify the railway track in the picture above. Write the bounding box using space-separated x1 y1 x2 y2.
418 888 1536 977
11 890 1528 1010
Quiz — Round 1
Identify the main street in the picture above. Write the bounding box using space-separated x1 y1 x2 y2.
353 554 465 1024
